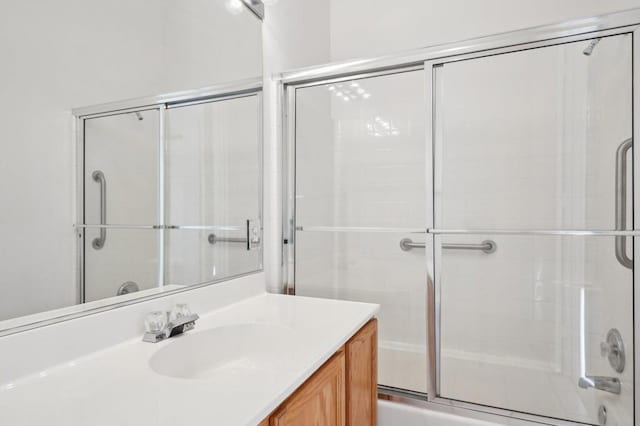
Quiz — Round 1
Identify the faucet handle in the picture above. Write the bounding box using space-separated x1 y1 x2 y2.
145 311 167 334
169 303 192 324
600 329 625 373
600 341 614 357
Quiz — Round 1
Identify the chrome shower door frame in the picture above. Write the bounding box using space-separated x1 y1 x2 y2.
280 10 640 426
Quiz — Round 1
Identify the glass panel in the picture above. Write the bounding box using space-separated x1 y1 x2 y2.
295 70 426 229
83 228 159 302
294 70 428 393
296 231 428 393
164 228 261 286
437 234 633 424
166 95 260 227
436 35 632 230
84 110 159 225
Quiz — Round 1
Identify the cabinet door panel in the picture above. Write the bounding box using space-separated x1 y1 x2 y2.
270 351 346 426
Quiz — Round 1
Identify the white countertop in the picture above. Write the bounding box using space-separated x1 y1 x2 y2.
0 293 378 426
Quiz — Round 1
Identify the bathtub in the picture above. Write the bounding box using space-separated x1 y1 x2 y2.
378 400 539 426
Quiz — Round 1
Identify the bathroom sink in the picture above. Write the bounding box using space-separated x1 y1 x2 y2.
149 323 295 381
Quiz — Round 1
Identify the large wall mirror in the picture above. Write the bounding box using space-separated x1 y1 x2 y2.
0 0 263 333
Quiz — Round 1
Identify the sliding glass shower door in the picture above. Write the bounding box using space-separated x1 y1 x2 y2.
292 70 429 393
288 29 636 426
433 34 633 424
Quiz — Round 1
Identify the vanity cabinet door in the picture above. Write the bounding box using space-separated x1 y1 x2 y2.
346 319 377 426
270 350 346 426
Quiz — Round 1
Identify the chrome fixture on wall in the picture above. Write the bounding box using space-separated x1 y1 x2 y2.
207 219 262 251
578 329 626 395
601 328 625 373
208 233 247 245
578 376 621 395
399 238 497 254
615 138 632 269
583 38 601 55
117 281 139 296
91 170 107 250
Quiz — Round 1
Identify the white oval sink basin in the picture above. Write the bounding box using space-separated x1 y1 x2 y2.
149 323 295 380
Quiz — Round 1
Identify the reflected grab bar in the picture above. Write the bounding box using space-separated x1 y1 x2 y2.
207 233 247 245
92 170 107 250
615 138 633 269
400 238 497 254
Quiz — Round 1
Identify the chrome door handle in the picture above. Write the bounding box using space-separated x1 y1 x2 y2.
92 170 107 250
400 238 497 254
615 138 632 269
207 234 247 244
399 238 426 251
578 376 621 395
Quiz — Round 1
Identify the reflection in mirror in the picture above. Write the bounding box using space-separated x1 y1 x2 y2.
0 0 263 331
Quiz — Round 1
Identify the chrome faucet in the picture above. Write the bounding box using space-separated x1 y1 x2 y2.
578 376 621 395
143 304 199 343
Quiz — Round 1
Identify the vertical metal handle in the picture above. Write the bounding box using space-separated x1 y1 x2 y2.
615 138 633 269
92 170 107 250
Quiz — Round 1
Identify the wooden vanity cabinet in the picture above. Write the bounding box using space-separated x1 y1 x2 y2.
260 319 377 426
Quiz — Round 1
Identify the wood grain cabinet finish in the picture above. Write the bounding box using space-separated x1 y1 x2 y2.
260 319 377 426
270 350 346 426
345 319 377 425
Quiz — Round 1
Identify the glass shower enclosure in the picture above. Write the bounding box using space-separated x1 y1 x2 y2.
284 23 638 426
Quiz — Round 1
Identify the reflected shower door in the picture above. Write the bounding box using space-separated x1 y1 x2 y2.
83 109 161 301
165 94 262 285
434 35 633 424
293 70 428 393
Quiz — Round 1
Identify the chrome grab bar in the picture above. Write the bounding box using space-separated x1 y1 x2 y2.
578 376 621 395
207 233 247 245
91 170 107 250
615 138 633 269
400 238 497 254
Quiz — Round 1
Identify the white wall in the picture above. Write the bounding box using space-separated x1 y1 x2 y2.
0 0 261 321
262 0 331 292
329 0 640 61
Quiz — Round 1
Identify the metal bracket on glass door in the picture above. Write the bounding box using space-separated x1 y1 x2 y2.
615 138 632 269
91 170 107 250
247 219 261 250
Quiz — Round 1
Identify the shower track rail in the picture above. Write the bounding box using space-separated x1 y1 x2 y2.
295 225 640 236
